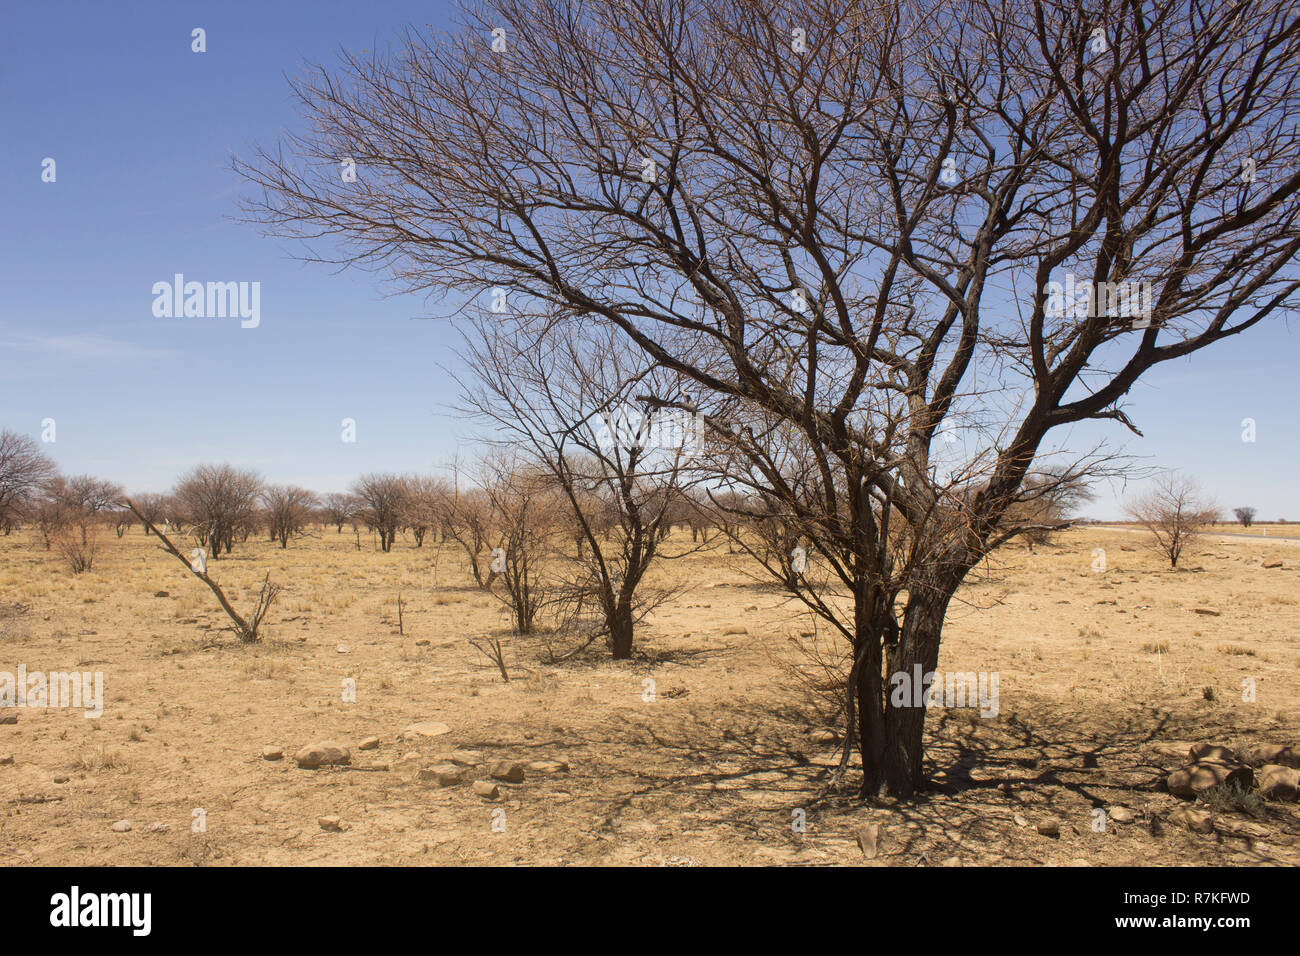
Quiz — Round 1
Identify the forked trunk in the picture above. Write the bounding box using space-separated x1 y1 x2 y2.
855 573 962 800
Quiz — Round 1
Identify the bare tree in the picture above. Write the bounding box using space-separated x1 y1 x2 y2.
126 499 282 643
479 456 565 635
438 465 497 587
174 464 262 559
999 471 1095 553
130 492 171 535
321 492 357 533
1232 506 1257 529
351 473 406 552
399 475 446 547
458 319 701 658
263 485 318 548
1127 475 1219 568
239 0 1300 797
0 430 57 534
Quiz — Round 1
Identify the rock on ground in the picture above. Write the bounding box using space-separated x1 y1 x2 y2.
1167 760 1252 798
489 761 526 783
418 763 464 787
399 721 451 741
1167 806 1214 833
294 742 351 769
1258 764 1300 801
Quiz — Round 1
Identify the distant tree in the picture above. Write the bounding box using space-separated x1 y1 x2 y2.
174 464 263 559
438 475 495 587
1003 472 1095 553
1127 475 1220 568
130 492 171 535
351 473 406 552
399 475 446 547
479 457 565 635
263 485 317 548
1233 506 1257 529
458 319 701 657
321 492 357 533
0 430 57 534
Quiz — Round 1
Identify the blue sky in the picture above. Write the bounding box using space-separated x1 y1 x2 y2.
1 0 1296 519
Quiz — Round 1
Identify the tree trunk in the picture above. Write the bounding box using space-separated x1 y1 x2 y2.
608 600 635 660
878 579 960 798
851 588 889 796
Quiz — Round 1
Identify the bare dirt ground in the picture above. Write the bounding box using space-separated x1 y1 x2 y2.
1 526 1297 866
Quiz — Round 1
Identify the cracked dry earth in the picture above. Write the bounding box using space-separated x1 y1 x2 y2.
1 526 1298 866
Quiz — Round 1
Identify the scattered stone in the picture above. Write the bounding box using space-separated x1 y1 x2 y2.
1036 818 1061 838
1214 817 1269 839
451 749 484 766
1013 814 1029 828
414 639 431 647
318 815 344 832
1239 744 1299 768
721 625 748 636
0 754 12 765
472 780 500 799
1192 608 1221 616
489 761 526 783
0 713 17 725
294 742 351 769
110 820 132 833
857 823 881 859
336 644 350 653
418 763 464 787
526 759 569 774
809 729 838 745
1108 806 1137 824
153 590 170 598
745 605 758 612
261 746 284 761
357 736 380 751
53 775 68 784
1257 764 1300 801
149 822 170 833
1167 761 1253 798
400 721 452 740
1189 743 1237 763
941 856 960 867
1262 560 1283 569
1167 805 1214 833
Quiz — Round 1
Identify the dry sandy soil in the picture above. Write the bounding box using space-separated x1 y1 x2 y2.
1 524 1297 866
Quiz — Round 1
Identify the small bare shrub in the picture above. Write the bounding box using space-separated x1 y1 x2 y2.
54 525 98 574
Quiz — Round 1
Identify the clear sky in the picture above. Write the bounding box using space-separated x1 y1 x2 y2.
2 0 1297 519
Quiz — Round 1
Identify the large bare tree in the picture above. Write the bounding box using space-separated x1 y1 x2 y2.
239 0 1300 797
